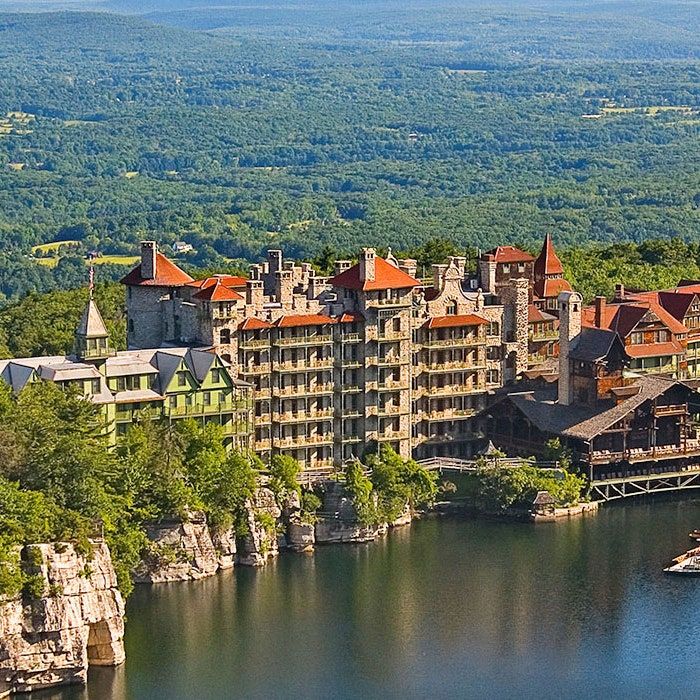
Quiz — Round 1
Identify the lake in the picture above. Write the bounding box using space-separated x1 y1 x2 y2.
48 497 700 699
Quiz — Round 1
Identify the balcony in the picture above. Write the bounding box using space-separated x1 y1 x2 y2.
653 404 686 417
239 338 270 349
376 430 409 440
341 332 360 342
272 408 334 423
254 413 271 424
377 405 402 416
275 434 334 448
255 438 272 450
424 384 485 397
423 336 484 348
377 356 409 367
424 360 485 372
276 334 333 346
276 358 334 372
529 330 558 341
590 440 700 465
378 380 407 391
377 331 407 341
274 384 334 397
241 363 271 375
254 388 272 399
423 408 476 421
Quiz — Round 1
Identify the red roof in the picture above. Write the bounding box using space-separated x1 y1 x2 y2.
193 282 243 302
423 314 488 329
187 274 247 290
626 341 684 359
120 252 193 287
536 278 572 299
329 256 420 291
338 312 364 323
484 246 534 264
534 233 564 277
238 317 271 331
583 298 688 337
274 314 336 328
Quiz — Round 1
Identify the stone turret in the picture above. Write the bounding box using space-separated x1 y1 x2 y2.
478 254 497 294
558 290 583 406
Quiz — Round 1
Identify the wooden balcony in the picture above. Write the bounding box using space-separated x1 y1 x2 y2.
590 439 700 465
276 358 334 372
276 334 333 346
275 434 334 448
274 384 334 397
239 338 270 349
273 409 334 423
241 363 271 375
653 404 686 417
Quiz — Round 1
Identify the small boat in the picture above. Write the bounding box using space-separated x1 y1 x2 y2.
665 546 700 575
664 555 700 576
689 529 700 541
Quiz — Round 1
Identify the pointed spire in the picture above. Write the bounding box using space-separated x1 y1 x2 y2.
74 298 113 361
535 232 564 278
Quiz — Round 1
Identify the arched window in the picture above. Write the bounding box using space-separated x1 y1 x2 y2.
220 328 231 344
446 300 457 316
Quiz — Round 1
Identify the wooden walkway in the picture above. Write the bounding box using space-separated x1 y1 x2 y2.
590 467 700 502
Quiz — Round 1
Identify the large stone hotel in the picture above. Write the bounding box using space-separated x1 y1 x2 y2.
116 235 569 468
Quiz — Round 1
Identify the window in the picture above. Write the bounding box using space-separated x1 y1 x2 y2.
204 392 211 406
630 332 643 345
219 328 231 344
446 301 457 316
517 264 525 273
393 316 401 332
487 322 500 337
656 330 670 343
177 372 187 387
169 395 178 408
503 264 510 274
211 368 222 383
91 379 101 394
487 370 499 384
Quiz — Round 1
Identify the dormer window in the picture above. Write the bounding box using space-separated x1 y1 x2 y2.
446 301 457 316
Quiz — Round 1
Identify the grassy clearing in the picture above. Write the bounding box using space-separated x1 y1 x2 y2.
34 258 59 268
602 105 695 116
31 240 79 253
92 255 139 265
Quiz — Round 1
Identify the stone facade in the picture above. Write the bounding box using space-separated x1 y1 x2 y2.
0 542 125 695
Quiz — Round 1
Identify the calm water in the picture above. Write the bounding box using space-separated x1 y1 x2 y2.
45 497 700 700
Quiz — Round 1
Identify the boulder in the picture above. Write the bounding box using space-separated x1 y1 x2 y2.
286 520 316 552
0 541 125 695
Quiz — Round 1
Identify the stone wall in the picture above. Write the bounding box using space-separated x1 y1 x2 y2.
0 542 125 695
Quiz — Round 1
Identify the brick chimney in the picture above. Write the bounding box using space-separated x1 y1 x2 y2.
359 248 376 283
594 296 606 328
140 241 157 280
614 283 625 302
246 279 264 310
558 291 583 406
276 269 293 307
399 258 418 278
432 264 448 293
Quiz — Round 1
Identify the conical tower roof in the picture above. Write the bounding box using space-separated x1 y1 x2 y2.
77 298 109 338
534 232 564 277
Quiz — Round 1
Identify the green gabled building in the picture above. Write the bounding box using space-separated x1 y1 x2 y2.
0 297 254 449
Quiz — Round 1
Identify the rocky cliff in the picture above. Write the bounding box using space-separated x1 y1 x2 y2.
237 487 281 566
0 541 125 695
133 512 236 584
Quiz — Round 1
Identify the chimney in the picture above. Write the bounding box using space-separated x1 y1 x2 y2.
478 254 497 294
399 258 418 279
359 248 376 283
614 283 625 302
268 249 283 275
246 279 264 310
558 291 583 406
276 269 293 307
249 264 262 281
334 260 352 276
594 296 606 328
432 264 448 293
140 241 157 280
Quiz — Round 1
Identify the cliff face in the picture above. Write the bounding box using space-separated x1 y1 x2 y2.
237 487 281 566
133 512 236 584
0 541 125 695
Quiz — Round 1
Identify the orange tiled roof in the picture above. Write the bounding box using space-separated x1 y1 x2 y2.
193 281 243 302
626 341 684 359
484 246 534 264
120 253 193 287
187 274 247 290
274 314 336 328
528 304 557 324
423 314 488 329
583 299 687 337
338 312 364 323
329 256 420 291
238 317 271 331
537 277 572 299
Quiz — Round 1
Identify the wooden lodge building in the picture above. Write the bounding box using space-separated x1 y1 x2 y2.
479 291 700 481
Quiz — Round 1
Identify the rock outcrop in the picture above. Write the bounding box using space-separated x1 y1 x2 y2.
0 541 125 695
314 481 387 544
236 487 281 566
133 512 238 583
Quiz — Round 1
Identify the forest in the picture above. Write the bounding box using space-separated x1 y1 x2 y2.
0 2 695 303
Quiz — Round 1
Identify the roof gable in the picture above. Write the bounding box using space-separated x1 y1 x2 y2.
329 256 420 291
120 252 194 287
484 246 534 264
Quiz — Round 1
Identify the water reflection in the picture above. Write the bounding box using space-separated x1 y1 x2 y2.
54 498 700 699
